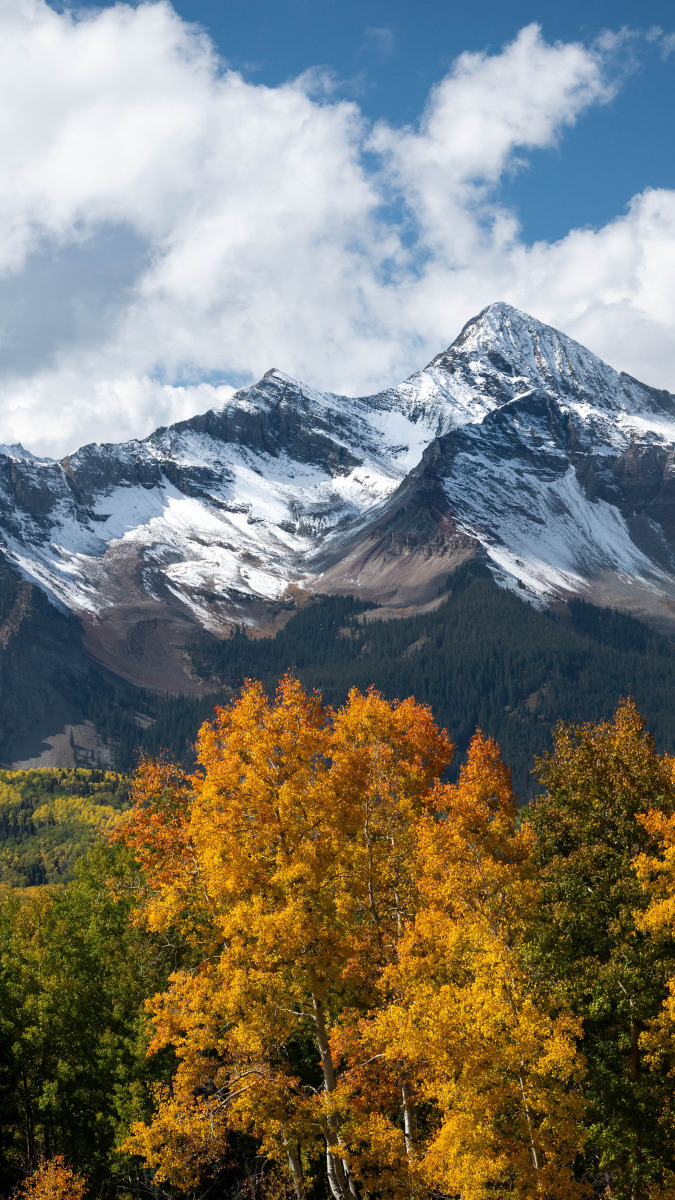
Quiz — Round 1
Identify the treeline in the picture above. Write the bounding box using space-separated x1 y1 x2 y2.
138 569 675 796
4 683 675 1200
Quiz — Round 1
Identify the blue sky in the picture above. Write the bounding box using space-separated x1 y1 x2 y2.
0 0 673 455
123 0 675 241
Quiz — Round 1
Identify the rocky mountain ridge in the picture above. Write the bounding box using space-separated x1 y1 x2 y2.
3 301 675 691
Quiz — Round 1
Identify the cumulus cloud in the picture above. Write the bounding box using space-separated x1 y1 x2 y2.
0 3 672 455
374 24 614 202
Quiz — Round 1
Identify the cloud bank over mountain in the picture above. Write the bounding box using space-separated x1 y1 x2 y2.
0 1 673 455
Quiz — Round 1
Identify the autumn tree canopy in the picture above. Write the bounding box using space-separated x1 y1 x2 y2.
121 677 453 1199
18 1157 87 1200
120 676 588 1200
349 731 588 1200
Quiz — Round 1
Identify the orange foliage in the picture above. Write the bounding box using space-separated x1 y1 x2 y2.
336 733 588 1200
118 685 587 1199
120 676 453 1198
18 1157 87 1200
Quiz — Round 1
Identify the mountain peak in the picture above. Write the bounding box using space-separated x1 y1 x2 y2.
425 301 572 377
424 299 627 409
0 442 50 462
477 299 531 323
254 366 306 395
454 300 572 354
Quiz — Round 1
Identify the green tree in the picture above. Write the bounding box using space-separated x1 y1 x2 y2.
528 700 675 1199
0 844 174 1198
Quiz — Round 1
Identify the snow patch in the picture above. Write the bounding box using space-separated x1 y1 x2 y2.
445 463 664 599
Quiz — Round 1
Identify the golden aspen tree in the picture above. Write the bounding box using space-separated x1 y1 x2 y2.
338 733 588 1200
19 1157 87 1200
120 676 452 1199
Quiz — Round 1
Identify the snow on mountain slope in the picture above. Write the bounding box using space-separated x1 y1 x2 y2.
315 304 675 620
439 419 664 602
425 309 675 608
0 367 449 629
3 300 675 674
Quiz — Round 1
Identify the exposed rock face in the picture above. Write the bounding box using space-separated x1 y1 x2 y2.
0 553 101 764
5 300 675 688
315 468 478 608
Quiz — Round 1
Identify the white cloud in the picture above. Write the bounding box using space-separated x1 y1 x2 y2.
373 24 614 200
655 29 675 58
361 27 395 61
0 5 672 455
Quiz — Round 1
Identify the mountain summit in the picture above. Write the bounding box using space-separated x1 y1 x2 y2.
2 302 675 691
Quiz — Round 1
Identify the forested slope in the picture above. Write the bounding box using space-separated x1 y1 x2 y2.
131 568 675 796
5 564 675 800
0 769 129 887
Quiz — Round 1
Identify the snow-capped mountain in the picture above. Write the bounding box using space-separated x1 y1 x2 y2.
3 300 675 688
317 304 675 621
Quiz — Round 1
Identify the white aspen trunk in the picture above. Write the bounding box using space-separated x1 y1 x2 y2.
517 1071 542 1195
311 991 358 1200
283 1137 305 1200
312 992 337 1090
401 1080 416 1159
325 1152 340 1200
402 1080 418 1200
502 966 542 1198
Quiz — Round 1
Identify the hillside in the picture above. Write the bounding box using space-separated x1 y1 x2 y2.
0 768 129 887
